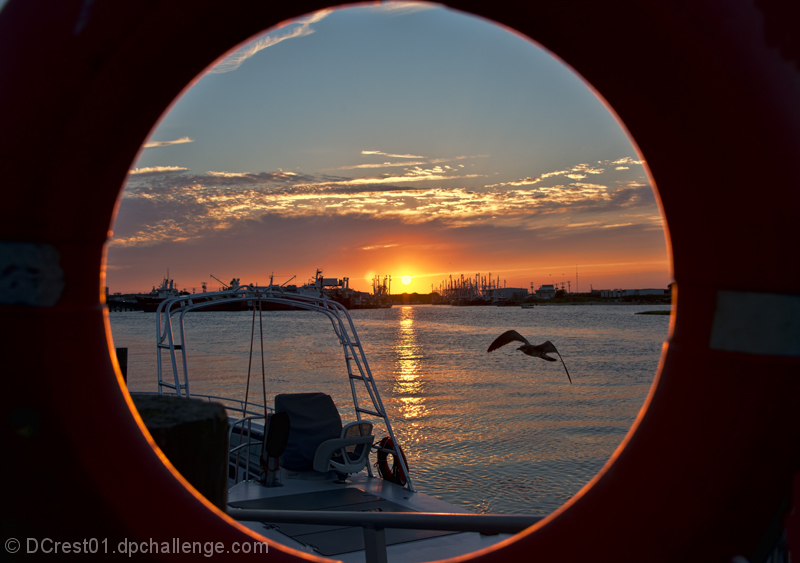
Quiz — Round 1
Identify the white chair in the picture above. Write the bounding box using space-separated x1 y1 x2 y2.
313 421 374 476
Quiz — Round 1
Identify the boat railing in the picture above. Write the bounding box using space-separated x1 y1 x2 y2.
153 285 415 491
228 507 543 563
228 414 268 484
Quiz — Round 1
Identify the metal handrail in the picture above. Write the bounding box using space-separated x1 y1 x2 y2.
228 507 542 533
228 414 269 484
228 507 542 563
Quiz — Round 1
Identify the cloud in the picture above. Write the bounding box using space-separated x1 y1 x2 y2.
115 155 658 249
611 157 645 165
336 153 488 171
572 163 605 174
366 2 436 15
429 154 489 164
486 161 619 189
337 161 428 170
566 221 602 228
294 172 483 187
361 150 427 159
207 9 333 74
112 174 655 248
361 244 399 250
125 169 318 190
128 166 188 175
143 137 194 149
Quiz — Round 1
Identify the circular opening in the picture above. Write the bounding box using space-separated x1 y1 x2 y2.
106 1 671 556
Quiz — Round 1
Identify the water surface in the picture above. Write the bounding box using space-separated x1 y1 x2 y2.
109 303 669 516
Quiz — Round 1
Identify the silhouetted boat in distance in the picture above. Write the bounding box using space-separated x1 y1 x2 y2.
134 277 188 312
135 277 249 312
132 271 393 312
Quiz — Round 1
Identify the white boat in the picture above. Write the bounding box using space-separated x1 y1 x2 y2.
143 285 539 563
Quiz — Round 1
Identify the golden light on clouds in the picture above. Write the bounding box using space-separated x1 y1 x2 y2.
116 155 655 249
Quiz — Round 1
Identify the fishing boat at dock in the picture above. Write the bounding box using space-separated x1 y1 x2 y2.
135 277 250 312
137 286 538 562
134 277 189 312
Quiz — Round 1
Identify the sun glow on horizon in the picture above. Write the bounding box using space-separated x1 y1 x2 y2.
401 275 413 285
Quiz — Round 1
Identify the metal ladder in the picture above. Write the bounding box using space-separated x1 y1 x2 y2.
152 285 415 491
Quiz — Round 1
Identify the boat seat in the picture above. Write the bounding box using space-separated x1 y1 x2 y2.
275 393 374 476
313 421 374 475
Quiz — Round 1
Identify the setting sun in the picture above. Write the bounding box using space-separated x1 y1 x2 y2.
401 275 412 285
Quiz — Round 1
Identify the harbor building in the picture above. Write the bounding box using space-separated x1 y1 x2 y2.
535 284 556 299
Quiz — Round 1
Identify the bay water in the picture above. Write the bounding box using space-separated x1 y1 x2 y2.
108 303 670 516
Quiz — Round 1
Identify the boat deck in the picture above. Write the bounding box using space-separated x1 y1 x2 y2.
228 472 513 562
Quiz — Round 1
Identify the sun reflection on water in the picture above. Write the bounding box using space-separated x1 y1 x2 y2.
394 306 429 420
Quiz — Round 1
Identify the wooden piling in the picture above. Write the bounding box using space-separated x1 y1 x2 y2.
131 394 228 510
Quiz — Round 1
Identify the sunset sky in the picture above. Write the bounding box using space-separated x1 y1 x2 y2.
107 2 670 295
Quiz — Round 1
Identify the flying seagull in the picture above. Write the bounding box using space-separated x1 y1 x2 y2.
487 330 572 384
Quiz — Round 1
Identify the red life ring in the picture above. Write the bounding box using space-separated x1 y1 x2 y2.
374 436 408 486
2 2 798 562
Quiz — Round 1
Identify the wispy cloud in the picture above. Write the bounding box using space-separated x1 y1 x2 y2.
128 166 188 175
336 152 487 171
366 2 437 15
337 161 428 170
611 157 644 166
485 160 633 189
429 154 489 164
362 150 426 159
361 243 399 250
295 169 483 187
207 9 333 74
566 221 602 228
143 137 194 149
207 171 258 178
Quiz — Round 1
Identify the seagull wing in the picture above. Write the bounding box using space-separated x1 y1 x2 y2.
487 330 530 352
539 340 572 384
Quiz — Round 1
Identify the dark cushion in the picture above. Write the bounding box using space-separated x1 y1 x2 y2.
275 393 342 471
